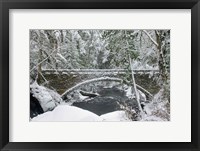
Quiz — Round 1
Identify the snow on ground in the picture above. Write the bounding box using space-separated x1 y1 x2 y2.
30 82 62 112
31 105 102 121
141 115 165 121
100 111 131 121
141 101 169 121
31 105 131 122
31 103 168 122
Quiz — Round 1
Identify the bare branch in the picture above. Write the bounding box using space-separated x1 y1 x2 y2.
38 71 48 84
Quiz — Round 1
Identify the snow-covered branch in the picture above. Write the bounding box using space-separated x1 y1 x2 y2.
30 44 70 73
30 49 58 73
42 69 159 73
132 30 140 36
46 62 59 74
136 85 153 98
56 53 68 64
142 30 158 47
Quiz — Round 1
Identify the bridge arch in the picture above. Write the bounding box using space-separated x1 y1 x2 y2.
61 77 153 99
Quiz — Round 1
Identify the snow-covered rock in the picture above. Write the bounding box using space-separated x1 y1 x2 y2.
31 105 102 121
142 100 170 121
30 82 62 112
78 94 89 101
31 105 131 122
138 89 147 102
125 86 147 103
125 86 133 98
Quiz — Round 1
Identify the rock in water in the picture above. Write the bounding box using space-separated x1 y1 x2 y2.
72 87 140 115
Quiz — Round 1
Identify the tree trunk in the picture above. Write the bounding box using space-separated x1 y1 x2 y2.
37 49 43 84
155 31 168 83
129 55 143 113
60 30 64 43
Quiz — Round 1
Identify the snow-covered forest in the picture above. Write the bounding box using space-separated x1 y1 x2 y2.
30 29 170 121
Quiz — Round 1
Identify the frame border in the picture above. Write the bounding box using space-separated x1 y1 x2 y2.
0 0 199 151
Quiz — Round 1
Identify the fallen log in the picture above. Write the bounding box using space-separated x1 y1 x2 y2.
79 90 99 98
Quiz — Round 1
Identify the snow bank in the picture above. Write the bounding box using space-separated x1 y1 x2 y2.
100 111 131 121
31 105 131 122
30 82 62 112
31 103 167 122
31 105 102 121
142 101 170 121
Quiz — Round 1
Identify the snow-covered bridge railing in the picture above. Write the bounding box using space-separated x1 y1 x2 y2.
42 69 159 75
61 77 153 100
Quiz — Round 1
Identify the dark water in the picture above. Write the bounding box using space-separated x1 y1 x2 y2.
72 87 139 115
